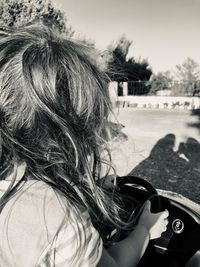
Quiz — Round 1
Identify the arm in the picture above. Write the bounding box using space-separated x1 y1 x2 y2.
97 201 169 267
97 225 149 267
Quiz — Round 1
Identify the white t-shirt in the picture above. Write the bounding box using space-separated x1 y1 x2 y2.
0 180 103 267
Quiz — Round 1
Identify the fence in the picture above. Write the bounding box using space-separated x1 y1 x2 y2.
114 80 200 97
108 82 200 110
115 96 200 110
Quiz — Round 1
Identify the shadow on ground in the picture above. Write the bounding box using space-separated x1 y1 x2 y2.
129 133 200 204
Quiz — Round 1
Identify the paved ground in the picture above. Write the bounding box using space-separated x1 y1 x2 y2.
110 108 200 204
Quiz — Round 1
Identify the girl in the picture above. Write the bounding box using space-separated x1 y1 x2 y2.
0 23 168 267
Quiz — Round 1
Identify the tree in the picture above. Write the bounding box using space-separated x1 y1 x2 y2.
0 0 74 36
149 71 174 95
175 57 200 82
110 35 132 65
105 35 152 95
105 35 132 81
175 57 200 96
124 57 152 81
106 35 152 84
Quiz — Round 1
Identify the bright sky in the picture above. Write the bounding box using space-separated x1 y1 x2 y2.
54 0 200 74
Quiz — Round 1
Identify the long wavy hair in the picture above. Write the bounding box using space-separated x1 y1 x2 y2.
0 23 130 241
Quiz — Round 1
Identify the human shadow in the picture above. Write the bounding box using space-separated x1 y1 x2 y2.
129 134 200 204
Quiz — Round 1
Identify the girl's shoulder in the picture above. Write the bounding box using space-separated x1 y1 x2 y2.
0 179 103 267
0 179 73 224
0 179 71 235
0 179 90 266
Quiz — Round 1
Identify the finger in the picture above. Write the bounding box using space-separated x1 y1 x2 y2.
161 209 169 219
162 218 169 227
164 218 169 226
163 225 167 232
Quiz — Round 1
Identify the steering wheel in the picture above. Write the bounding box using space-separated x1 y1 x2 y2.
106 175 200 267
105 175 162 246
117 175 162 212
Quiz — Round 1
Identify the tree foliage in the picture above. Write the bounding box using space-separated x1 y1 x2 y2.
0 0 73 35
106 35 152 84
148 71 174 95
110 35 132 65
175 58 200 96
175 57 200 82
124 58 152 81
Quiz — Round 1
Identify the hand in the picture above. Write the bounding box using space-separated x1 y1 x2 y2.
137 200 169 240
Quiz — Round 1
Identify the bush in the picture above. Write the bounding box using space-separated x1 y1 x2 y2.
0 0 73 35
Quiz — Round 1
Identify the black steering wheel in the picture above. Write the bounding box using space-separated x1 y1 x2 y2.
117 175 162 212
105 175 162 246
106 175 200 267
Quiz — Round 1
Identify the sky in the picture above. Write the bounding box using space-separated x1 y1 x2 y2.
54 0 200 74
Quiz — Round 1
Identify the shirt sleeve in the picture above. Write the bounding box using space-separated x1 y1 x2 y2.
37 205 103 267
